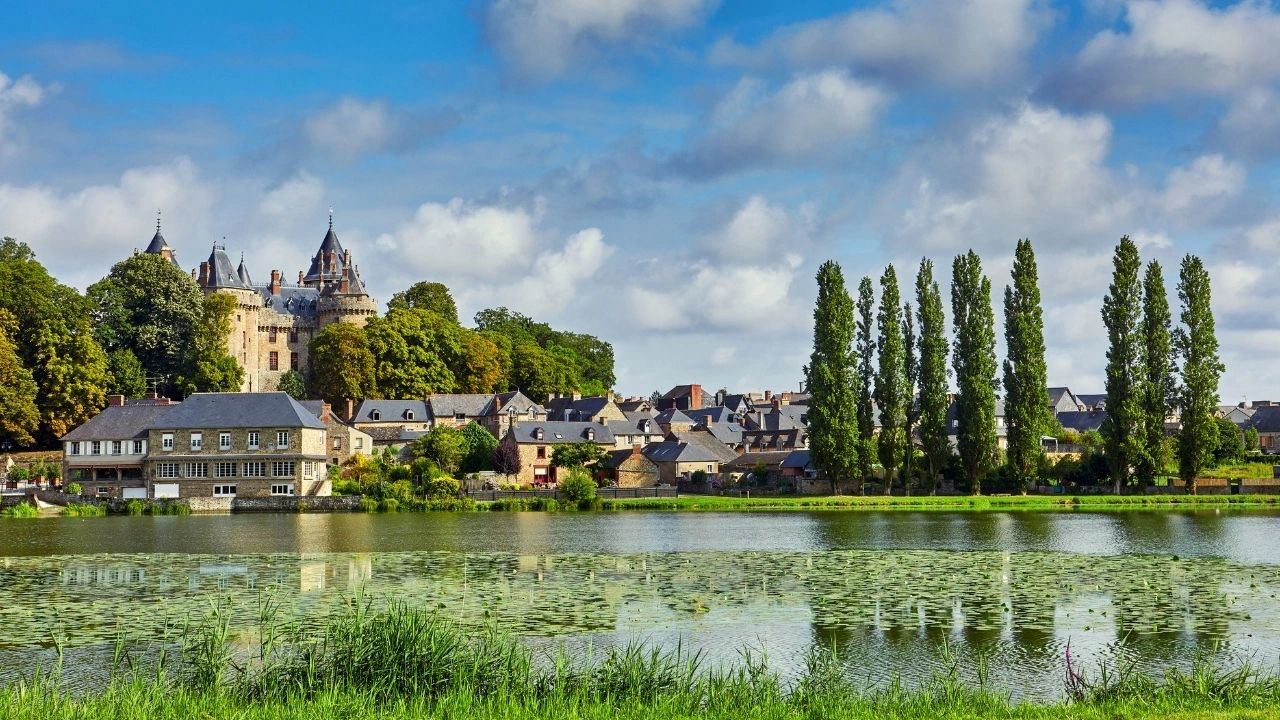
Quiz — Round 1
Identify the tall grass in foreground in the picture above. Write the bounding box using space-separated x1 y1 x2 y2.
2 600 1278 719
0 503 38 518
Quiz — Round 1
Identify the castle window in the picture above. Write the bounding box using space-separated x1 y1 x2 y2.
290 352 299 371
269 352 279 371
289 328 298 343
269 327 278 343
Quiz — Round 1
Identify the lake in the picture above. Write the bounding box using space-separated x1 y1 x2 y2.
2 509 1279 699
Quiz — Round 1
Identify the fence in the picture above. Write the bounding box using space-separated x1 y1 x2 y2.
467 486 678 502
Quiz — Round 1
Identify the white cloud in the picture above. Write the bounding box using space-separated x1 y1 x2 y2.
1217 87 1280 158
301 97 459 160
479 228 614 317
700 194 805 264
709 0 1042 87
485 0 716 82
1160 154 1245 219
0 70 50 158
1045 0 1280 108
374 197 546 281
670 70 888 177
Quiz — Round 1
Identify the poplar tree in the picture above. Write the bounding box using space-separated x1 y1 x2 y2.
1100 236 1144 494
1174 255 1223 494
902 301 918 495
1137 261 1174 485
805 261 859 494
855 276 877 486
916 259 950 495
1002 239 1051 493
951 251 998 495
875 265 907 495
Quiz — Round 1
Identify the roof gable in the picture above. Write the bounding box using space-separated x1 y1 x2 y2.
151 392 325 430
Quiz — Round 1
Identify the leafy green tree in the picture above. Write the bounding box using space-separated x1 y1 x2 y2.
1137 261 1174 485
387 281 458 323
177 292 244 395
1245 426 1261 453
87 253 203 392
552 331 616 395
1002 239 1051 494
0 238 110 441
854 276 877 483
475 307 615 395
551 441 608 468
275 370 308 399
0 310 39 447
558 467 597 503
411 425 467 475
365 308 461 398
915 259 950 495
951 250 998 495
1211 417 1244 467
874 265 907 495
1174 255 1224 494
309 323 376 407
510 342 580 403
902 301 918 495
459 422 498 473
453 330 505 393
106 348 147 399
1100 236 1144 494
804 261 860 494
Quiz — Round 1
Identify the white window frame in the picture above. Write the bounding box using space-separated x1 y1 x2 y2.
270 483 295 497
156 463 180 479
111 440 122 455
90 441 101 455
333 438 341 449
214 462 237 478
132 440 144 455
212 485 237 497
303 461 314 478
271 461 295 478
69 442 80 456
190 432 203 450
161 433 174 451
247 431 260 450
186 462 208 478
219 432 232 451
276 431 290 449
354 438 363 449
243 461 266 478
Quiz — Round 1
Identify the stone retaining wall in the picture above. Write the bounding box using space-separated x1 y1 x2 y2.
231 495 363 513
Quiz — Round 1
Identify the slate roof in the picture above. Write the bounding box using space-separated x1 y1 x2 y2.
144 229 179 265
722 451 791 472
745 409 805 431
701 421 744 446
151 392 325 430
741 428 808 451
507 421 615 445
655 409 694 426
427 394 497 419
684 407 742 424
546 396 616 421
642 441 726 463
1047 386 1082 412
602 448 656 470
781 449 812 469
303 227 346 284
1055 410 1106 433
61 402 179 442
257 286 321 319
495 390 541 414
204 245 250 290
611 411 663 436
236 257 253 286
1075 393 1106 410
669 429 739 463
1248 406 1280 433
352 399 430 423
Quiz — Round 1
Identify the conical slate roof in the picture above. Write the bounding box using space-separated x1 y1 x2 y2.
204 245 248 290
236 256 253 286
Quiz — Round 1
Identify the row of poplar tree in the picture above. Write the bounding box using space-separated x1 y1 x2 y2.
804 236 1223 495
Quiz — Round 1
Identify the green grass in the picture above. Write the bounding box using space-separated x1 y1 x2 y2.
0 502 38 518
61 502 106 517
2 600 1277 719
1202 463 1278 481
593 493 1280 512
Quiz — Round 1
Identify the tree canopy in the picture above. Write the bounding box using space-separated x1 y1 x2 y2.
308 323 376 407
804 261 859 494
387 281 459 323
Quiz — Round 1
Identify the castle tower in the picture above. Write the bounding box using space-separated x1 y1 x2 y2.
304 213 377 328
197 242 265 392
142 210 180 266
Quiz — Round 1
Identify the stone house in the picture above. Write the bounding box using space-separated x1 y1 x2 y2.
426 391 545 436
1248 406 1280 453
642 429 737 485
721 450 791 485
608 411 666 449
299 401 373 466
144 392 330 498
655 409 695 434
61 394 178 499
599 445 660 488
497 420 616 486
546 394 627 423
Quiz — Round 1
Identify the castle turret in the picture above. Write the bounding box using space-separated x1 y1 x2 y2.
143 210 180 266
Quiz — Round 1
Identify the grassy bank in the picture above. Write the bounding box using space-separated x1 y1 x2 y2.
595 493 1280 512
1 601 1276 720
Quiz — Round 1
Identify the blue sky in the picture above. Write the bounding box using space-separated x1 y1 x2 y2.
2 0 1280 401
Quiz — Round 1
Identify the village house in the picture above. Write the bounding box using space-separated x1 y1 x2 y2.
546 393 626 423
609 411 667 449
144 392 330 498
348 399 431 454
1247 406 1280 452
599 445 661 488
426 391 544 436
299 401 372 465
497 420 616 486
655 408 695 434
655 384 705 411
642 429 738 485
61 394 178 499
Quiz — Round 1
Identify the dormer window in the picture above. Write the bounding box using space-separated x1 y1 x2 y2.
586 428 595 441
534 428 544 440
405 410 415 421
640 420 651 433
371 410 381 421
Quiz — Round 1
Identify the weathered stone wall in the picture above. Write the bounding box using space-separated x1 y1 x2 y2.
231 495 363 512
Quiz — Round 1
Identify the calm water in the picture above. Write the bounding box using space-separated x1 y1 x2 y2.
2 509 1280 698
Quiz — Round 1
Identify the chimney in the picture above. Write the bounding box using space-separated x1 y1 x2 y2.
145 390 161 400
772 398 781 411
631 443 641 456
320 402 331 423
345 398 354 421
298 270 304 284
764 390 773 402
191 268 198 281
270 270 282 296
493 394 503 412
339 272 349 293
107 394 125 407
702 415 713 427
690 384 703 410
198 261 209 286
599 417 608 427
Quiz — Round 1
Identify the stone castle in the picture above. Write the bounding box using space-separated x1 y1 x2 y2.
141 214 378 392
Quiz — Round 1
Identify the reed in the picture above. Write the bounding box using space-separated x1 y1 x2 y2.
0 502 38 518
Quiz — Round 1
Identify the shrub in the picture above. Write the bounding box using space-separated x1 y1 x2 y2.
558 468 597 504
66 482 83 496
359 497 379 513
1 503 38 518
378 498 400 513
125 499 145 516
63 503 106 517
422 474 461 499
7 467 29 484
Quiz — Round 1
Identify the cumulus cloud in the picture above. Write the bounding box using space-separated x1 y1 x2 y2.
301 97 460 160
668 70 888 178
485 0 716 82
1043 0 1280 108
0 70 50 158
709 0 1042 87
700 194 811 264
1159 154 1245 220
482 228 614 317
1215 87 1280 159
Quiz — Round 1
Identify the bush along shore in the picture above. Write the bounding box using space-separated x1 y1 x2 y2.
3 600 1279 719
